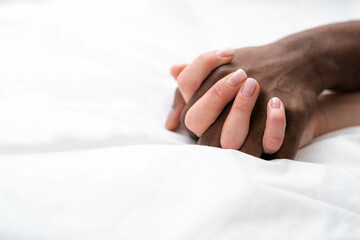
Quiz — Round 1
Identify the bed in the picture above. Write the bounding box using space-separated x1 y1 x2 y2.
0 0 360 239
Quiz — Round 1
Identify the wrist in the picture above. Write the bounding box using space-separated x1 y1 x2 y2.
268 34 324 95
275 30 326 94
278 21 360 93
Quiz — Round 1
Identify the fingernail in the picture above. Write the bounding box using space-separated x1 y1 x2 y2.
226 69 247 87
215 47 234 58
271 97 281 109
242 78 257 97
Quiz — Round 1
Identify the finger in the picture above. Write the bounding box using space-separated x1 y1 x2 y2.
184 69 248 137
177 48 235 102
198 104 232 147
170 64 188 79
165 88 186 131
262 97 286 154
179 65 234 140
220 78 260 150
239 91 268 158
268 111 307 160
166 64 188 131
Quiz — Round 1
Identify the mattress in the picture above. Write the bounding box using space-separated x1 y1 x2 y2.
0 0 359 239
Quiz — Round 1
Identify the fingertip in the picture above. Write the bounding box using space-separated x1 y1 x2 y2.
269 97 281 109
267 97 284 114
170 64 187 79
184 108 201 137
239 77 260 99
165 109 181 131
170 65 178 78
225 68 247 87
166 92 186 131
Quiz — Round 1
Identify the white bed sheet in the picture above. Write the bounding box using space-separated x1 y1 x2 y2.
0 0 360 239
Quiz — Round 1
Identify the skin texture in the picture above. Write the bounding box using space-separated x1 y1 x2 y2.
168 21 360 160
182 45 319 159
299 92 360 148
168 64 287 155
167 67 360 151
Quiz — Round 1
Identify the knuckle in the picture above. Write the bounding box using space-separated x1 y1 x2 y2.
269 112 286 125
264 136 283 152
197 52 215 66
209 84 226 101
232 100 251 113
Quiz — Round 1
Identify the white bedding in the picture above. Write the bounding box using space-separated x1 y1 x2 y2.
0 0 360 239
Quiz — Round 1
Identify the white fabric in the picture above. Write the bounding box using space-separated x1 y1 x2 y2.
0 0 360 239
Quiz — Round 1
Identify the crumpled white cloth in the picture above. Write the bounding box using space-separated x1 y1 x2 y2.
0 0 359 239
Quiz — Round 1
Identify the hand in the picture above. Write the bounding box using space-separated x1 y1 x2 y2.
167 44 320 159
167 22 360 159
167 59 360 155
168 67 288 155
